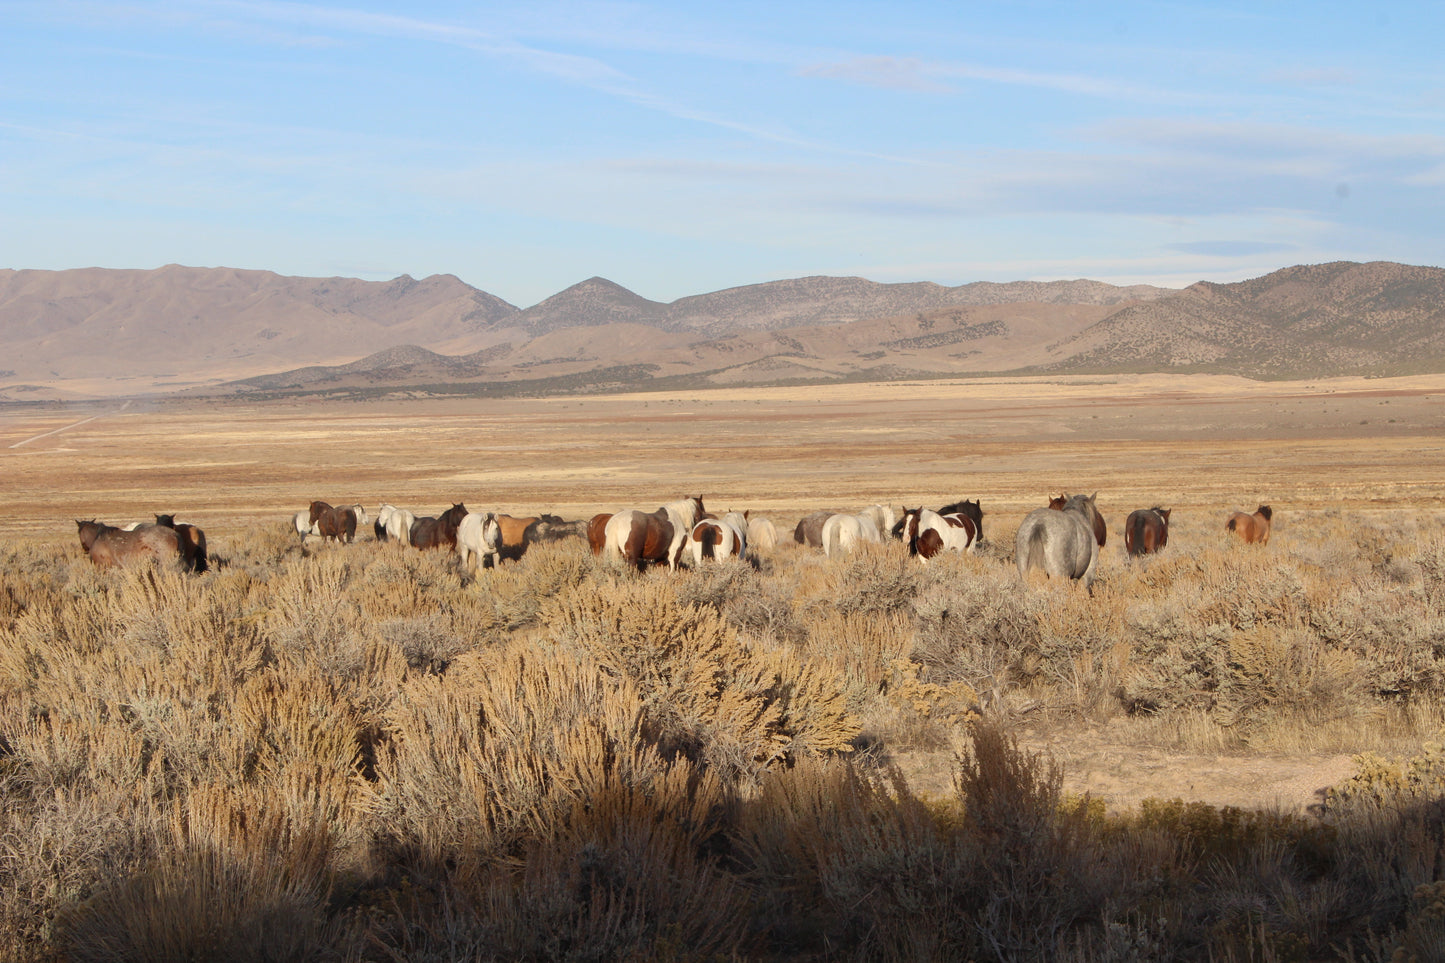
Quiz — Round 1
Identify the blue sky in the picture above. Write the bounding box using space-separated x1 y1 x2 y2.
3 1 1443 307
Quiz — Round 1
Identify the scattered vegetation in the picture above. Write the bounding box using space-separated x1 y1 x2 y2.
2 511 1444 960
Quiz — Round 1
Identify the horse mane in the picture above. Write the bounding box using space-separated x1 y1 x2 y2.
1256 505 1273 521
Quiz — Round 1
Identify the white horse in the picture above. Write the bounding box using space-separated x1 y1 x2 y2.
375 504 416 546
689 511 748 566
858 504 897 539
603 496 706 571
348 504 370 531
1015 493 1102 589
456 511 503 574
821 512 883 558
291 510 319 538
900 507 980 563
746 515 777 555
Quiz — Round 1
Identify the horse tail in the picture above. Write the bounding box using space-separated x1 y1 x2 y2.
822 518 839 558
1016 521 1048 578
1225 516 1239 533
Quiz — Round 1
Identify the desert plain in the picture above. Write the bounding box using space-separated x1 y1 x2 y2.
4 372 1445 813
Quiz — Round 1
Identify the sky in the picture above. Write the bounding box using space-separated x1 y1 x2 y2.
3 1 1444 308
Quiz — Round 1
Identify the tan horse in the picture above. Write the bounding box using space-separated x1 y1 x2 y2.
494 514 541 562
1226 505 1272 545
76 520 183 571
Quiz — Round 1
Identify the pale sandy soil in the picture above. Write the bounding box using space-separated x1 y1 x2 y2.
3 372 1444 812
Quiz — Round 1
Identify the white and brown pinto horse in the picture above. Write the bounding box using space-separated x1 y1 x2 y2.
821 511 883 558
603 496 705 571
689 511 747 565
900 507 980 562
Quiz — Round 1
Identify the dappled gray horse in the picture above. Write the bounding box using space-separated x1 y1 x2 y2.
1015 492 1102 588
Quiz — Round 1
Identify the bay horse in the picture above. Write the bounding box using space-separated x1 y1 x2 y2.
154 514 209 572
793 510 832 548
1124 508 1171 557
308 500 334 529
1047 492 1106 547
456 511 502 574
317 505 357 544
1226 505 1272 545
689 512 747 565
1015 492 1102 589
603 496 705 571
900 507 980 562
587 513 613 556
76 520 183 571
410 503 468 551
821 511 883 558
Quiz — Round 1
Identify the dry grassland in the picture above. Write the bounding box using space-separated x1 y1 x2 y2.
4 374 1445 960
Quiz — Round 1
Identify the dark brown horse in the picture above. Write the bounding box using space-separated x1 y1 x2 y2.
1124 508 1170 557
1226 505 1272 545
317 505 357 544
410 503 468 551
308 500 334 529
154 514 209 572
77 520 183 570
793 510 832 548
1048 492 1106 547
587 513 613 556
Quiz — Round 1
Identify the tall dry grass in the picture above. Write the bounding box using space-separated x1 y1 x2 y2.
0 508 1442 960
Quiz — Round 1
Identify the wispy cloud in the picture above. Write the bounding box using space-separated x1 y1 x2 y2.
1168 241 1298 258
799 56 953 93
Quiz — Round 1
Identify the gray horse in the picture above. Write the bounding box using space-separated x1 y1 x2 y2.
1015 492 1103 589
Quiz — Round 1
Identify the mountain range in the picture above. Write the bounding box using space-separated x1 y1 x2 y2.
1 260 1441 400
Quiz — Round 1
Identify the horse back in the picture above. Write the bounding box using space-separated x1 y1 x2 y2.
90 526 182 570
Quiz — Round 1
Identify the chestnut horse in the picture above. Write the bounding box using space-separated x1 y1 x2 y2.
1226 505 1272 545
154 514 209 572
1124 508 1170 557
410 503 468 551
587 513 613 556
1048 492 1106 547
76 520 183 571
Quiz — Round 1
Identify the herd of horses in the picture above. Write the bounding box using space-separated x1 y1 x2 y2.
74 493 1275 587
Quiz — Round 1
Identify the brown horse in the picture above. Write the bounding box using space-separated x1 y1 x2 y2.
154 514 209 572
308 500 334 528
1048 492 1106 547
587 513 613 556
76 520 183 570
410 503 468 551
317 505 357 544
1226 505 1272 545
793 510 832 548
494 514 540 562
1124 508 1170 557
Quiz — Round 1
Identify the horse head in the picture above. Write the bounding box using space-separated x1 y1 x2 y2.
1048 494 1068 510
154 514 176 529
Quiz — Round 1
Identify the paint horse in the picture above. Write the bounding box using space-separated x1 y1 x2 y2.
938 498 984 543
154 514 208 572
292 510 319 538
1124 508 1171 557
76 520 183 571
689 511 747 565
410 503 469 552
456 511 503 574
1048 492 1106 547
603 496 705 571
899 507 980 562
1226 505 1272 545
1015 492 1103 589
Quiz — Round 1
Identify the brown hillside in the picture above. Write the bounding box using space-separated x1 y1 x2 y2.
1047 261 1445 378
